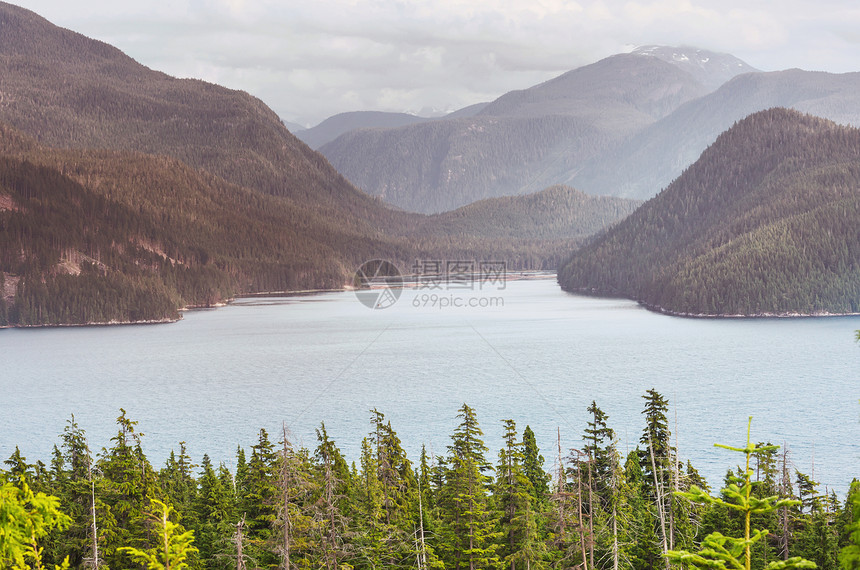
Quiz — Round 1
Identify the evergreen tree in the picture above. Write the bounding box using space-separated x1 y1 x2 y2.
522 426 550 506
50 416 98 568
312 423 351 569
665 418 815 570
0 481 72 570
160 441 199 556
96 408 158 567
496 419 547 569
118 498 198 569
242 428 279 567
441 404 501 569
194 454 235 569
584 401 616 498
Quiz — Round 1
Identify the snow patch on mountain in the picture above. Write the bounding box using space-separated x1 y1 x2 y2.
632 45 758 89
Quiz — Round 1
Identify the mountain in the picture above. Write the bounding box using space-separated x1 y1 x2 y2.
0 120 638 326
320 48 750 213
442 102 490 119
0 2 642 326
0 0 387 224
573 68 860 199
416 185 640 241
282 120 306 133
296 111 430 149
558 108 860 316
631 45 757 89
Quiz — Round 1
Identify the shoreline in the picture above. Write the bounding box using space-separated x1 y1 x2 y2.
559 285 860 319
0 316 181 329
6 272 860 328
642 301 860 319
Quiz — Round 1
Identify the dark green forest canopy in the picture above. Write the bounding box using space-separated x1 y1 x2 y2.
559 108 860 316
2 396 856 570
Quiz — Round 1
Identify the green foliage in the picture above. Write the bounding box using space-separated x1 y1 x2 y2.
118 498 198 570
522 425 551 505
0 481 71 570
440 404 502 569
665 418 816 570
1 401 855 570
841 481 860 570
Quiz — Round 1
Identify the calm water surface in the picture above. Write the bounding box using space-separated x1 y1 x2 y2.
1 278 858 496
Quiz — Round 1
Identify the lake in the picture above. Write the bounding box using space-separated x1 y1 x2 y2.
1 277 858 496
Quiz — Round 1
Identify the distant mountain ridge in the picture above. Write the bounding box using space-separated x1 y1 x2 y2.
558 108 860 316
631 45 757 89
296 111 430 149
319 47 755 213
572 68 860 199
0 2 642 326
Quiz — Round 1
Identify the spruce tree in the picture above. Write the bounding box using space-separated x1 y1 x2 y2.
441 404 501 570
496 419 547 570
242 428 279 566
97 409 158 567
194 454 235 569
313 423 351 569
522 426 550 505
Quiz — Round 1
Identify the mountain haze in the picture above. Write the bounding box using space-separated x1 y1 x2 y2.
320 48 753 213
559 108 860 316
0 0 385 223
0 2 644 325
296 111 430 149
573 68 860 199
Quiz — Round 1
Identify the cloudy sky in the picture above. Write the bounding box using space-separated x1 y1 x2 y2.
14 0 860 127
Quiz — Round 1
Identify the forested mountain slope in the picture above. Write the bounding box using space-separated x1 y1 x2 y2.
321 51 727 213
558 108 860 316
0 2 644 326
0 0 385 224
573 69 860 199
295 111 430 149
0 123 637 325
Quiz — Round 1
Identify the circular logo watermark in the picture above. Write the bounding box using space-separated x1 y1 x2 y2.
353 259 403 309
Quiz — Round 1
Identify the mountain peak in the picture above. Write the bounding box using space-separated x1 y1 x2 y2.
632 45 758 89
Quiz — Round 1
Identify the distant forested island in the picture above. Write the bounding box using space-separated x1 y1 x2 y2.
3 390 858 569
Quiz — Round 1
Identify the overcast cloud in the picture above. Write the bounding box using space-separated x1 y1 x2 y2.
13 0 860 126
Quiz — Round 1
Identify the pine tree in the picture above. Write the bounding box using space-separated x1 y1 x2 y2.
118 498 198 569
242 428 279 567
0 480 72 570
160 442 198 533
441 404 501 570
194 454 235 569
97 408 158 567
50 416 97 568
312 423 351 569
584 401 616 499
522 426 550 506
496 419 547 569
639 389 673 568
355 436 385 568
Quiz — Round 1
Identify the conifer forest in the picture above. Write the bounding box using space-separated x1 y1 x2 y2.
2 391 859 570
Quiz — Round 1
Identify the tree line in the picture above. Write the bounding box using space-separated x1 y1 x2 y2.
3 390 859 569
